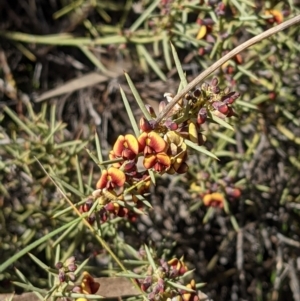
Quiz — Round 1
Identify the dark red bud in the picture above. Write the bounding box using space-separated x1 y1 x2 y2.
197 108 207 124
105 202 116 212
165 119 178 130
193 88 201 98
226 187 241 198
198 47 206 56
88 214 96 224
117 207 128 217
55 262 63 269
140 116 153 132
226 107 236 117
217 103 229 115
269 91 276 100
145 105 156 117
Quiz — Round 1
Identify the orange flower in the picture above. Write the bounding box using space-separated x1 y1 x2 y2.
96 167 126 190
203 192 224 208
138 131 167 155
76 271 100 301
265 9 283 24
168 258 188 276
143 152 171 172
112 134 139 160
182 279 198 301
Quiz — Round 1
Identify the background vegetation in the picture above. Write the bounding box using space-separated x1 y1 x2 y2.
0 1 300 300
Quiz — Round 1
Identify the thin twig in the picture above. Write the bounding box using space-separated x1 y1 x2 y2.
155 14 300 124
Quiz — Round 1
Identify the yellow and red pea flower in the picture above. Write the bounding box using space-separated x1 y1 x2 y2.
96 167 126 190
182 279 198 301
138 131 167 155
112 134 139 160
203 192 225 209
144 152 171 173
76 271 100 301
265 9 283 24
167 258 188 276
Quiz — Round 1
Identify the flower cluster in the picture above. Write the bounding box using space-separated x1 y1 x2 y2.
55 256 78 283
137 257 200 301
85 78 239 223
55 258 99 301
191 172 241 209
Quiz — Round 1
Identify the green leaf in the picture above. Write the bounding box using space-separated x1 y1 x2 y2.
4 106 37 138
136 44 167 81
0 218 81 273
79 45 109 75
210 113 234 131
184 139 218 160
166 280 195 292
95 132 104 166
12 282 46 296
74 257 91 276
117 272 146 279
52 221 79 247
28 253 51 271
213 131 237 145
171 43 187 87
76 155 84 193
144 245 157 271
124 72 152 121
129 0 160 31
119 86 140 137
236 100 258 110
51 175 85 198
163 33 172 70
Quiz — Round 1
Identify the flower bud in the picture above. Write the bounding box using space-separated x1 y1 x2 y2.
211 85 220 94
159 100 167 112
58 270 66 283
193 88 201 98
217 103 229 115
210 77 218 87
55 262 63 269
65 256 76 266
164 119 178 130
68 263 77 272
139 116 153 132
72 285 82 293
225 187 241 198
197 108 207 124
145 105 156 118
117 207 128 217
